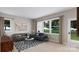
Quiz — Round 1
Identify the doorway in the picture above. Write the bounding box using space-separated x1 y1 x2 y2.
70 20 79 41
68 19 79 47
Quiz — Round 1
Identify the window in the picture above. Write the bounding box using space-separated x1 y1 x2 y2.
44 21 50 33
51 19 59 33
4 20 11 31
43 18 60 34
71 20 79 41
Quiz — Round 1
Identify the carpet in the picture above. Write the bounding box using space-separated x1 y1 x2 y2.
14 40 44 52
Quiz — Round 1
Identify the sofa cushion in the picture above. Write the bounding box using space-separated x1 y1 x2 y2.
34 33 48 41
39 33 44 36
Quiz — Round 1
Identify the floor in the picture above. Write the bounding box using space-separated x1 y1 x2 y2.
13 41 79 52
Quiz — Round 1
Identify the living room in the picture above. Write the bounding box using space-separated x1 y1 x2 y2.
0 7 79 52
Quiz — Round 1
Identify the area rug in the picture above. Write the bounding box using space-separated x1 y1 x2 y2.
14 40 44 52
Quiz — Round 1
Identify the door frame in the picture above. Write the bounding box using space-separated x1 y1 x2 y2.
67 18 79 47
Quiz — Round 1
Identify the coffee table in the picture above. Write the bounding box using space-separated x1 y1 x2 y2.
24 38 34 48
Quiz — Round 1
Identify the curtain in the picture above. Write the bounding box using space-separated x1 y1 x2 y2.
32 20 37 33
77 7 79 36
0 17 4 38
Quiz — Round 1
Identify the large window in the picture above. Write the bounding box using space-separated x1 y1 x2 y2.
4 20 11 31
51 19 59 33
43 18 60 34
71 20 79 41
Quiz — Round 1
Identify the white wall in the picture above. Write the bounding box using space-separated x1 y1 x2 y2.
7 18 32 35
0 12 32 36
63 8 77 45
37 21 44 33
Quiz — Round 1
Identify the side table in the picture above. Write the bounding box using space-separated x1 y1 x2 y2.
0 36 13 52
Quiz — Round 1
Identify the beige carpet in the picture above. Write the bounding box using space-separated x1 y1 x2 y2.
13 42 79 52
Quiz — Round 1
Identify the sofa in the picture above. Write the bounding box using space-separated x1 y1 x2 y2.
12 33 49 42
34 33 49 41
12 33 27 42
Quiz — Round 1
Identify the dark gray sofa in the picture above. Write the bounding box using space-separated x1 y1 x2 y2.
12 33 49 42
12 33 27 42
34 33 49 41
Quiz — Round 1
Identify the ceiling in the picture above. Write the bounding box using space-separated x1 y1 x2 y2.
0 7 74 19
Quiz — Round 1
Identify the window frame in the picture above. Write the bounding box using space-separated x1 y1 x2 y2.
43 20 50 33
4 18 11 32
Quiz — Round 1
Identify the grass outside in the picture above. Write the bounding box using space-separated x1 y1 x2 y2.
71 31 79 41
51 29 59 33
44 28 59 33
44 28 79 41
44 29 49 33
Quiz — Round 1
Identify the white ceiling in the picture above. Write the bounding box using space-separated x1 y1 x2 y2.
0 7 74 19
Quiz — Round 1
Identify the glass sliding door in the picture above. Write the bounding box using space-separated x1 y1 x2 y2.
71 20 79 41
